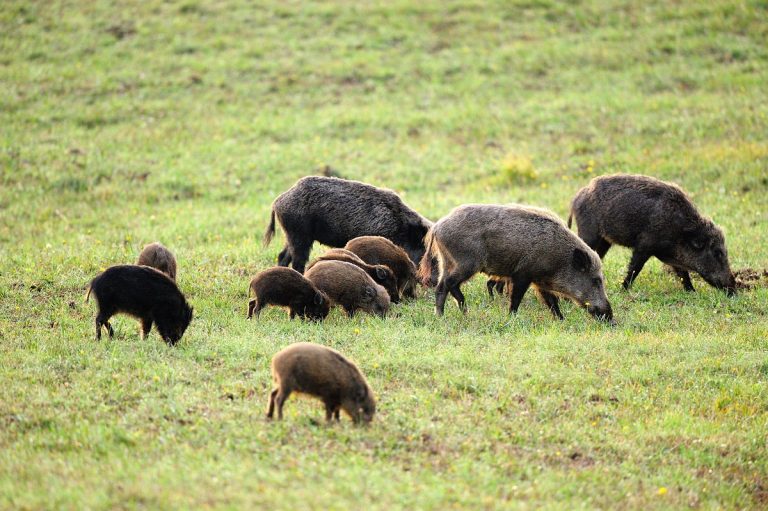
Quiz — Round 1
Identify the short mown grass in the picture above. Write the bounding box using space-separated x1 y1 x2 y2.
2 0 767 509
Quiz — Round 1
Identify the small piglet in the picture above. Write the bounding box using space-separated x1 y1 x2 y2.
267 342 376 423
304 260 390 318
420 204 613 322
569 174 736 295
247 267 330 321
344 236 419 299
86 265 193 345
307 248 400 303
137 242 177 280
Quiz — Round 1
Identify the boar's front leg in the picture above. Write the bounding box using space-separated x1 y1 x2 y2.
140 317 153 339
669 265 695 292
622 250 651 290
509 277 532 314
534 288 564 320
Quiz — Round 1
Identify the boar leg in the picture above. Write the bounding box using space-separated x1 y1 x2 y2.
275 388 291 420
669 266 695 292
277 247 292 267
140 318 153 339
435 281 449 315
534 288 564 320
95 317 103 340
333 408 340 421
287 240 312 274
247 298 258 319
266 389 278 419
486 279 497 298
344 306 356 318
622 250 651 290
509 278 532 314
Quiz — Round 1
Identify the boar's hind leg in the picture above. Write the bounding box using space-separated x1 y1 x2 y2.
266 388 278 419
141 318 153 339
622 250 652 290
509 277 532 314
277 247 292 267
435 281 449 315
275 388 291 420
669 266 695 292
534 288 564 320
95 311 114 340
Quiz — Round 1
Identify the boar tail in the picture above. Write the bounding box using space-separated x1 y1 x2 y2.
417 229 436 286
85 285 92 303
567 212 573 228
263 208 276 247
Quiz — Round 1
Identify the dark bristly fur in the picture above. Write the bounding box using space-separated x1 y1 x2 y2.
569 174 736 295
419 204 613 322
86 265 193 345
344 235 420 299
304 260 390 318
306 248 400 303
136 242 177 280
263 176 432 273
267 342 376 424
247 267 330 321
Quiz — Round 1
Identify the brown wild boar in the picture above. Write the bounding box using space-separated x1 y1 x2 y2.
419 204 613 322
263 176 432 273
247 267 330 321
569 174 736 295
267 342 376 423
304 260 390 318
86 265 193 345
344 235 419 299
307 248 400 303
137 242 177 280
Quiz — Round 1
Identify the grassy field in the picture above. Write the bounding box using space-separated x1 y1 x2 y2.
2 0 768 508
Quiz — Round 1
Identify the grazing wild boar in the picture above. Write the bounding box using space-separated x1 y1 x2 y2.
136 242 177 280
247 267 330 321
267 342 376 423
569 174 736 295
304 260 390 318
344 235 420 299
263 176 432 273
86 265 193 345
419 204 613 322
307 248 400 303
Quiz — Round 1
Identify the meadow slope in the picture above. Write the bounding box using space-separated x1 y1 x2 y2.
1 1 768 509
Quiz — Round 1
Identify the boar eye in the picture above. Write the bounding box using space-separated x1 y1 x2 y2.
689 239 705 251
592 277 602 286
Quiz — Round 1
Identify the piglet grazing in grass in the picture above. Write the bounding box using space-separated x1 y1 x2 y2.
86 265 193 345
304 260 390 318
136 242 177 280
344 235 420 299
569 174 736 295
267 342 376 424
247 267 330 321
307 248 400 303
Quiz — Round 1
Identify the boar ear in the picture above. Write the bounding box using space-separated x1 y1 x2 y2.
375 267 387 281
313 292 324 305
364 286 376 299
572 248 590 272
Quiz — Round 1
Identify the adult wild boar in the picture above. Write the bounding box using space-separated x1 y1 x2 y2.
569 174 736 295
419 204 613 322
263 176 432 273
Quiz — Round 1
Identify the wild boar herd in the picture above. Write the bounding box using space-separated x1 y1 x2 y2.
86 173 738 423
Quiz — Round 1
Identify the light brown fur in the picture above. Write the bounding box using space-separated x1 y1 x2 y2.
307 248 400 303
137 242 177 281
267 342 376 423
304 260 390 318
344 236 419 299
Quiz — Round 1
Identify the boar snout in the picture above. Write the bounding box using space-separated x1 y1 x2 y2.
587 303 614 324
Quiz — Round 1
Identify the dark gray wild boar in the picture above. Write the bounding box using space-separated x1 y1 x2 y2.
247 267 330 321
304 260 390 318
263 176 432 273
344 235 419 299
569 174 736 295
86 265 193 345
267 342 376 423
136 242 177 280
419 204 613 322
307 248 400 303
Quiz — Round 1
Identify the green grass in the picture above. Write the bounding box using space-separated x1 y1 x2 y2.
2 0 768 508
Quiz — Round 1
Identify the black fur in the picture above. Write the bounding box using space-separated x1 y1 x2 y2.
87 265 193 345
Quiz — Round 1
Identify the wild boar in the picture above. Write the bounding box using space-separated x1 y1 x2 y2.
344 235 419 299
86 265 193 345
304 260 390 318
247 267 330 321
267 342 376 423
307 248 400 303
263 176 432 273
419 204 613 322
569 174 736 295
136 242 177 280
